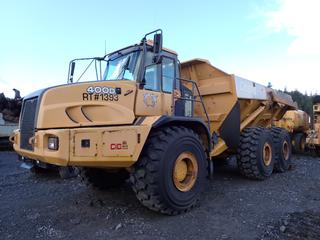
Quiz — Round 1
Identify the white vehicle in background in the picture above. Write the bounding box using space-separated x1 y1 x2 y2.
0 113 18 150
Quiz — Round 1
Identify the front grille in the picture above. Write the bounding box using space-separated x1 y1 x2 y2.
20 97 38 151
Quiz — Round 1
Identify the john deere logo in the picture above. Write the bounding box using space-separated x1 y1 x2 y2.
143 93 158 107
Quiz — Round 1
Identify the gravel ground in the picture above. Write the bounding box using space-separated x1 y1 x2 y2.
0 152 320 240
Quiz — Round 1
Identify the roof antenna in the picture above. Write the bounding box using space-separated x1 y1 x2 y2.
104 40 107 56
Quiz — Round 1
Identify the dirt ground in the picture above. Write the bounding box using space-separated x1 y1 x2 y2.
0 151 320 240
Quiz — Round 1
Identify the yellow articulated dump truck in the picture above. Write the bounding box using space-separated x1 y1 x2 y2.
275 110 309 153
307 96 320 156
11 30 297 215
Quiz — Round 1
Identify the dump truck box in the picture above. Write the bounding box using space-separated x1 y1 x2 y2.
276 110 309 133
181 59 297 156
275 110 309 153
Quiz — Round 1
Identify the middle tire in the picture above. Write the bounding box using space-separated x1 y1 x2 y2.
130 126 207 215
237 127 275 180
271 127 292 172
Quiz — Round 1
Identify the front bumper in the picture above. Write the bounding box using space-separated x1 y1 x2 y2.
12 125 150 168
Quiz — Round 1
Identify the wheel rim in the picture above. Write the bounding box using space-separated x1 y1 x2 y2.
173 152 198 192
263 143 272 166
282 141 290 160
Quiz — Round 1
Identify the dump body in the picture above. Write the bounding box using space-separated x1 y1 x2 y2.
275 110 309 133
275 110 309 153
181 59 297 157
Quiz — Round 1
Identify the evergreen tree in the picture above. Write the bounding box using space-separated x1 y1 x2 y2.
284 89 314 122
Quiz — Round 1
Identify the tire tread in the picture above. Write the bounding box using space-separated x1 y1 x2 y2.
237 127 273 180
130 126 206 215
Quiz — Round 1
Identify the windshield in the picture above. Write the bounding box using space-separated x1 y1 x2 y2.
103 50 141 81
68 49 141 83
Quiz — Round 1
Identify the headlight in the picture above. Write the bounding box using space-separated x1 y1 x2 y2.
48 136 59 150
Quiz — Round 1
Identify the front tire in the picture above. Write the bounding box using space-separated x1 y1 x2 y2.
81 168 129 190
237 127 275 180
58 166 79 179
130 126 207 215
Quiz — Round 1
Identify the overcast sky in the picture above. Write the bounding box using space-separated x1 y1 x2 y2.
0 0 319 98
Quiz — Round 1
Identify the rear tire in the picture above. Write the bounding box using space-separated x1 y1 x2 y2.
130 126 207 215
81 168 129 190
237 127 275 180
271 127 292 172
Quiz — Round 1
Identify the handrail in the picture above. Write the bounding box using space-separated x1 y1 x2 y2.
174 78 211 133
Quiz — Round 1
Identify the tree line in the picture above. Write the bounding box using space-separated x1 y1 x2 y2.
283 89 316 122
267 82 317 119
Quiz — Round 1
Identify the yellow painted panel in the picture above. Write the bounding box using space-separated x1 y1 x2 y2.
37 81 136 128
74 132 98 157
135 89 162 116
102 129 137 157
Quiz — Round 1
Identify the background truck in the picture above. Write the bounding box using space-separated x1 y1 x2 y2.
0 90 21 150
12 30 297 215
0 113 18 149
307 96 320 156
275 110 309 153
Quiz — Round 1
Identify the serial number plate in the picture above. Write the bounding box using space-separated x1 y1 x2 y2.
83 93 119 101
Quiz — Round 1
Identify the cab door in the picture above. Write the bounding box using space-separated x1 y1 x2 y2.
161 56 175 115
135 63 163 116
135 55 176 116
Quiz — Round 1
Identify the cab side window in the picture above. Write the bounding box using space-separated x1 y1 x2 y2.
143 51 160 91
144 64 160 91
162 57 175 93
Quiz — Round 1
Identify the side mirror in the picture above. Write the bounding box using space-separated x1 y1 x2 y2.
69 62 76 83
153 33 162 54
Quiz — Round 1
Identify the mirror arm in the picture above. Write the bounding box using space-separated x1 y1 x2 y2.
139 78 146 89
68 61 76 83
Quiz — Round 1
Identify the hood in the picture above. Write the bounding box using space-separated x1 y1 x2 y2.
33 81 136 129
